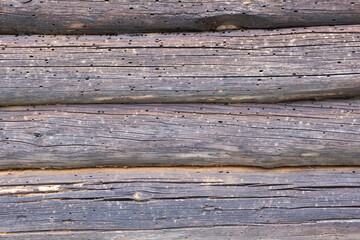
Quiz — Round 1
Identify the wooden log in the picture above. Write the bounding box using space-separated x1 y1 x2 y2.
0 99 359 169
1 25 360 106
3 223 360 240
0 167 359 237
1 0 360 34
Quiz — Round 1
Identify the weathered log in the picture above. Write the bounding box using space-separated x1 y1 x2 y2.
1 0 360 34
1 25 360 106
1 100 359 169
2 224 360 240
0 167 359 237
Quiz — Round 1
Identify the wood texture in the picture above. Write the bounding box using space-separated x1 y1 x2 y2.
3 224 360 240
1 0 360 34
1 99 359 169
0 167 359 238
1 25 360 106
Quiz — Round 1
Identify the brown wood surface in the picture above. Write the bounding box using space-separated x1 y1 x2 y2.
1 0 360 34
1 25 360 106
1 99 359 169
0 167 359 238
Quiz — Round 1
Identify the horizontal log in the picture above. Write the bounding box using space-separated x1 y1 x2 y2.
3 224 360 240
0 100 359 169
1 0 360 34
1 25 360 106
0 167 359 237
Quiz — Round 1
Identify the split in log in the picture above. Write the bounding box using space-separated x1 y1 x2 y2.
0 99 359 169
1 25 360 106
0 167 359 238
0 0 360 34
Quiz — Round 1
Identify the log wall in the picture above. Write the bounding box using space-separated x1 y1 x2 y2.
1 1 360 238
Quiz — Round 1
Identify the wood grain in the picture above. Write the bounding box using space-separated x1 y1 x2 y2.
0 167 359 238
2 224 360 240
1 25 360 106
1 99 359 169
1 0 360 34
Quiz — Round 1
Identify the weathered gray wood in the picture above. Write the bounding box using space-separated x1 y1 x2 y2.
1 0 360 34
0 167 359 237
1 25 360 106
2 223 360 240
1 99 359 169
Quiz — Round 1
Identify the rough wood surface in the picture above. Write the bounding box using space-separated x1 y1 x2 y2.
1 99 359 169
2 223 360 240
0 167 359 238
1 25 360 106
1 0 360 34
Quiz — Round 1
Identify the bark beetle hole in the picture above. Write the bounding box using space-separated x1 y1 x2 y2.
34 133 42 138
